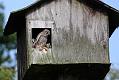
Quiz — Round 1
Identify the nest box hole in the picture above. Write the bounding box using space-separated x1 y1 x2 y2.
32 28 51 50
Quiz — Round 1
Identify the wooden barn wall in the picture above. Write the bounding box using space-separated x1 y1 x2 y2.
26 0 109 64
17 25 28 80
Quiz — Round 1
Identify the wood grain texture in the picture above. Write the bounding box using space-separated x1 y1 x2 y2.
17 22 28 80
26 0 109 64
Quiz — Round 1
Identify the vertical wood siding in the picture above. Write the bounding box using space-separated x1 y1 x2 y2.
17 24 28 80
26 0 109 64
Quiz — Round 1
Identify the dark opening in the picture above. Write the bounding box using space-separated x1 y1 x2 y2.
23 64 111 80
32 28 51 48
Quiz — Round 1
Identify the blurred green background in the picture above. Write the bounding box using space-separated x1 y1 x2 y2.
0 3 16 80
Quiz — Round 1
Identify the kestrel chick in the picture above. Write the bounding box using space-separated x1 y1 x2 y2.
33 29 50 51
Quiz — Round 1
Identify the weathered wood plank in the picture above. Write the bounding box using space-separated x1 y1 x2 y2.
26 0 109 64
17 23 28 80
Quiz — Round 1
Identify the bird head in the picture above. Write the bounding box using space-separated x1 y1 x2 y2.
43 29 50 36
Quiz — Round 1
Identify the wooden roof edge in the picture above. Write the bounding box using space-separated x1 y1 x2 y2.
3 0 53 36
4 0 119 36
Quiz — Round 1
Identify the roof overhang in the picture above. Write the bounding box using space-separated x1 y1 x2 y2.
4 11 25 35
4 0 119 38
4 0 52 36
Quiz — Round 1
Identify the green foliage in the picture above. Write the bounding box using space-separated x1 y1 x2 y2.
108 68 119 80
0 3 16 66
0 67 15 80
0 2 16 80
0 3 4 32
105 68 119 80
